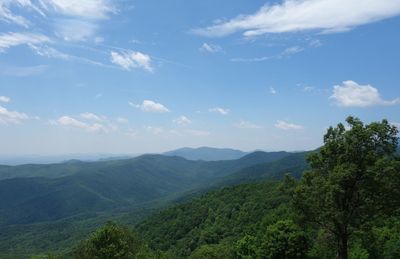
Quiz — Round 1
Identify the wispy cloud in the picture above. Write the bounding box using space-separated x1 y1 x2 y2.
236 120 262 129
275 120 304 130
0 32 50 52
130 100 170 113
55 19 98 42
30 44 107 66
193 0 400 37
80 112 106 122
231 45 303 62
330 80 400 107
0 1 35 27
111 51 153 72
200 43 222 53
0 64 47 77
116 117 129 124
282 46 303 55
0 0 116 27
309 39 322 48
40 0 116 20
173 116 192 126
0 105 29 125
49 115 109 133
270 87 277 95
209 107 230 115
0 96 10 103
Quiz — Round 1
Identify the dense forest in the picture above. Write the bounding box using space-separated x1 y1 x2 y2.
2 117 400 259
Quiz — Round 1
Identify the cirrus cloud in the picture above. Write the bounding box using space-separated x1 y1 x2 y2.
0 32 50 52
193 0 400 37
209 107 230 115
275 120 304 130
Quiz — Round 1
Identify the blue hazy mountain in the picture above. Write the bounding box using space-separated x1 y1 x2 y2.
163 147 249 161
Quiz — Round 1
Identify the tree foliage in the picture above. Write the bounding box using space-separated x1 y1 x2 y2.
73 221 143 259
292 117 400 259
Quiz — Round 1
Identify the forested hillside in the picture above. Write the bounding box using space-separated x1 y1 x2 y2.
34 117 400 259
0 150 302 257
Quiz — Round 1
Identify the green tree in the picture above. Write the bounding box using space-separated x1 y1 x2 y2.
259 220 308 259
236 234 258 259
189 243 235 259
73 221 142 259
292 117 400 259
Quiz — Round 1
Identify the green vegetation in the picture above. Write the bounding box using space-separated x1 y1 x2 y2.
291 117 400 259
0 117 399 258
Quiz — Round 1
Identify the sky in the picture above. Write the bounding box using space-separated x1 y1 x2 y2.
0 0 400 155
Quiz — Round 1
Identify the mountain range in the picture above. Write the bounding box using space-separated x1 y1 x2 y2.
0 147 310 256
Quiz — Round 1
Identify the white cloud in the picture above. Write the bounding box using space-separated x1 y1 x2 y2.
0 0 36 27
39 0 116 20
50 115 108 133
309 39 322 48
303 86 315 92
282 46 304 55
231 45 303 63
0 32 50 52
116 117 129 124
29 44 106 66
270 87 277 95
236 120 262 129
209 107 230 115
131 100 170 113
0 0 115 27
55 19 97 42
173 115 192 126
110 51 153 72
193 0 400 37
275 120 304 130
0 96 10 103
0 105 29 125
80 112 105 122
330 80 400 107
200 43 222 53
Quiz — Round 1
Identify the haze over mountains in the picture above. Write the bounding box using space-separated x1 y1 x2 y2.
0 147 309 256
0 147 253 165
163 147 249 161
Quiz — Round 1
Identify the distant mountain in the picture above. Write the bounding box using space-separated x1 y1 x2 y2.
0 150 309 256
163 147 248 161
0 154 137 166
0 151 295 225
219 151 310 186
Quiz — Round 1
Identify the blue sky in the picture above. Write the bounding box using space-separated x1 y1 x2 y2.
0 0 400 155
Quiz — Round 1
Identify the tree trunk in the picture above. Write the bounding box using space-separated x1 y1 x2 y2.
338 234 348 259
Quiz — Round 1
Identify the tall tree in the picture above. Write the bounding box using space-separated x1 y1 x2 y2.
292 117 400 259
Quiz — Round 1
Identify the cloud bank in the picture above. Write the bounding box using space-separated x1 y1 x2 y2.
193 0 400 37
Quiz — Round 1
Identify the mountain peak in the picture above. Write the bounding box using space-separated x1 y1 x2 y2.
163 147 248 161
